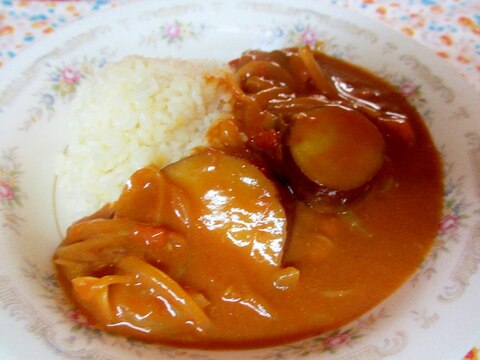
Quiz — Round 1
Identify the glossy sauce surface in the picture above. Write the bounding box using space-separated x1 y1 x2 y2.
54 47 443 348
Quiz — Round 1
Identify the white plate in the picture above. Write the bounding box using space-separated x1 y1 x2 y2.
0 1 479 359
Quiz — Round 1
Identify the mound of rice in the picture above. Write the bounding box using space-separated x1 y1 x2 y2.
56 56 233 215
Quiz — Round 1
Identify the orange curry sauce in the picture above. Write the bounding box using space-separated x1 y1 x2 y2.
53 47 443 348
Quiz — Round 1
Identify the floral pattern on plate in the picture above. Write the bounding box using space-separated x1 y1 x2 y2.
0 148 24 234
140 20 205 48
259 309 391 359
411 159 473 286
20 56 110 131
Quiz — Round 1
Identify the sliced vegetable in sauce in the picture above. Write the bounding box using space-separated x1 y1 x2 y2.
164 149 287 267
289 105 385 190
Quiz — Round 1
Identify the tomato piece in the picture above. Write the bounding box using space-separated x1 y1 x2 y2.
251 129 281 152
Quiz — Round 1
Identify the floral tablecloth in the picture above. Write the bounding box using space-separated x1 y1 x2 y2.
0 0 479 359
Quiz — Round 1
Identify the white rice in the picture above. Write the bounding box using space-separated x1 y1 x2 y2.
56 56 233 215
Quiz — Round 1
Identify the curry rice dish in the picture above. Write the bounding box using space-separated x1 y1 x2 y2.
54 46 443 349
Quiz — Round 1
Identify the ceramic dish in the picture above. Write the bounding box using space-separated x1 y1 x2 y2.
0 1 479 359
